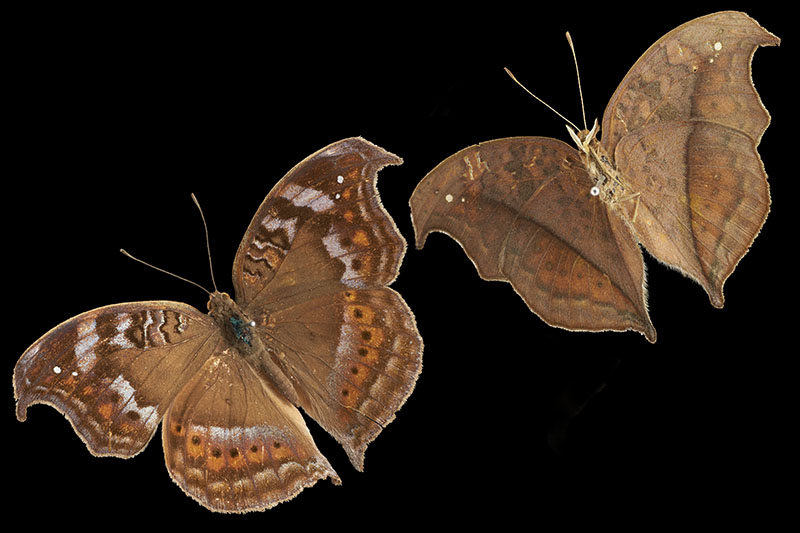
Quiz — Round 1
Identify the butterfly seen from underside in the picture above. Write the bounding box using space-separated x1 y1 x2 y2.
14 137 423 513
410 11 779 343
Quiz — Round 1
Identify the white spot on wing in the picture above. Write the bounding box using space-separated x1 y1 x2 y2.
261 215 298 241
109 313 135 349
310 195 334 212
281 184 334 212
322 227 364 288
75 319 98 372
110 374 158 427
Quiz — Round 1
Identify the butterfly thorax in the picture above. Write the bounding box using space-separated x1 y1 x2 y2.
206 291 303 406
574 127 639 215
207 292 256 349
583 138 619 200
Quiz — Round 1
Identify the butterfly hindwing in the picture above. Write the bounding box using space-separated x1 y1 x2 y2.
613 121 770 307
266 287 422 470
163 349 340 513
14 301 216 457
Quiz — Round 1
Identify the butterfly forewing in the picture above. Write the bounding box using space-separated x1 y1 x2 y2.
410 137 655 341
602 11 778 153
232 137 406 310
14 301 216 457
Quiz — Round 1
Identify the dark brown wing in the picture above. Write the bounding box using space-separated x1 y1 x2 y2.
14 301 216 457
411 136 656 342
232 137 405 310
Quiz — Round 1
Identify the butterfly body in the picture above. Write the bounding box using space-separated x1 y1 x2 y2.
211 292 255 347
15 137 422 513
205 290 303 408
410 11 778 342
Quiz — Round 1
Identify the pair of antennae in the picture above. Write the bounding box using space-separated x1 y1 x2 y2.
504 31 588 133
121 193 218 295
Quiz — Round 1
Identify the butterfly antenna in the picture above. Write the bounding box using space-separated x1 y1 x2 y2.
504 67 581 132
191 193 219 293
120 249 211 295
565 31 588 130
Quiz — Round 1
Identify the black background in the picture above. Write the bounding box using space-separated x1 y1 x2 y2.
6 4 792 527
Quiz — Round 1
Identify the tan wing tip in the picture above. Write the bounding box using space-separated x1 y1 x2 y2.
409 179 440 251
348 450 366 472
709 289 725 309
13 373 28 421
740 11 780 46
15 400 29 422
346 136 404 167
641 323 657 344
412 226 432 250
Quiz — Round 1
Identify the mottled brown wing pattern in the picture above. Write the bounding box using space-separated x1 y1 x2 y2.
410 137 655 341
14 137 421 513
163 350 340 513
602 11 779 306
14 302 216 457
410 11 776 341
602 11 777 152
232 137 423 469
233 137 406 311
613 121 770 306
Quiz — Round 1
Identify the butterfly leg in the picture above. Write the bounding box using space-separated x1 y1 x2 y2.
618 192 641 223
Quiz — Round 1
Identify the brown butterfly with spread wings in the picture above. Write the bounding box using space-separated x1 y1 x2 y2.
410 11 779 342
14 137 423 512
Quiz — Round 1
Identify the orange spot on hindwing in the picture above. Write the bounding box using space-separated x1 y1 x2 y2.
353 229 370 246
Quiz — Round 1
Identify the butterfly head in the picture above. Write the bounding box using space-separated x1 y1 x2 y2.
207 291 234 314
566 118 599 155
565 118 622 201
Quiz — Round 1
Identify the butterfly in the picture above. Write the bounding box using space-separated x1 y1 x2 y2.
13 137 423 513
410 11 779 342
